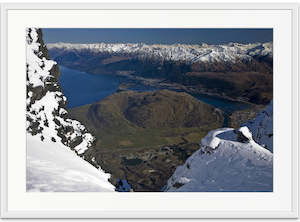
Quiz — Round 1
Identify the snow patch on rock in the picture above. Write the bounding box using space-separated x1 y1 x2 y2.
238 126 253 140
26 28 115 192
26 28 94 153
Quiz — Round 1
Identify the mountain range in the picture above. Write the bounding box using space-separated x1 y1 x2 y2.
47 41 273 105
47 41 273 65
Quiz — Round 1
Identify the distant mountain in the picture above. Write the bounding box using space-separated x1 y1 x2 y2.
47 41 273 65
26 28 115 191
47 41 273 105
165 101 273 192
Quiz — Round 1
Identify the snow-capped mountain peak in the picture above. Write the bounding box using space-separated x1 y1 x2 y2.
47 41 273 64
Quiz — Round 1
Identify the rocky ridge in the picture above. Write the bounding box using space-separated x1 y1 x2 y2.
26 28 114 191
26 28 95 155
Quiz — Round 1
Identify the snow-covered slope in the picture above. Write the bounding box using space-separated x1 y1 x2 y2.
27 134 115 192
244 101 273 152
26 28 115 192
47 41 273 64
165 127 273 192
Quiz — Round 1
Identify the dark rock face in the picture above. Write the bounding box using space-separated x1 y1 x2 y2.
237 131 251 143
236 127 253 143
26 28 63 136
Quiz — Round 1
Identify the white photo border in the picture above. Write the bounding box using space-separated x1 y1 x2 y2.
0 3 299 219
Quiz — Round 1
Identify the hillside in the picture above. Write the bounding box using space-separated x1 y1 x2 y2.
69 90 223 149
69 90 224 191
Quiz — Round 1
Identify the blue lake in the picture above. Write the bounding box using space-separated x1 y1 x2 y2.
59 66 120 108
192 93 250 126
59 66 251 126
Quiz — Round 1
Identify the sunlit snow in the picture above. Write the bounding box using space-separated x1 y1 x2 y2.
166 127 273 192
27 134 115 192
244 101 273 152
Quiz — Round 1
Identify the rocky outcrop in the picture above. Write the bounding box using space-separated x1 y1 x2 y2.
26 28 115 192
26 28 96 156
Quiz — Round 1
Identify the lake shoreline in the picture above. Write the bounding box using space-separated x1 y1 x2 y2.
107 73 264 128
113 72 259 108
59 65 262 128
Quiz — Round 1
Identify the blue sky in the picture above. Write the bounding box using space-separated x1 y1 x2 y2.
43 28 273 45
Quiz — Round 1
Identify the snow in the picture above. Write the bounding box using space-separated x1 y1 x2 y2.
74 133 94 154
26 30 56 88
27 134 115 192
244 101 273 152
166 100 273 192
26 28 95 151
27 91 61 140
165 128 273 192
238 126 253 141
47 41 273 64
200 128 229 149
